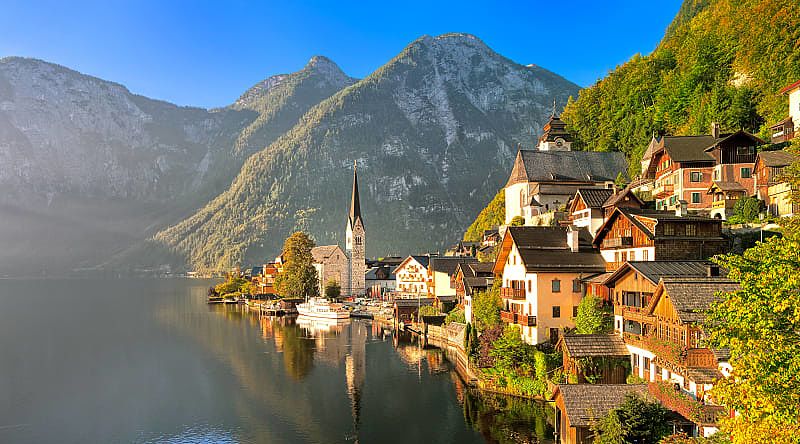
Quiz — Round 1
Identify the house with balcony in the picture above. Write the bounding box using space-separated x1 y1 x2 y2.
768 79 800 143
494 226 606 345
754 149 800 217
394 255 431 298
623 276 738 437
641 125 762 215
453 262 494 324
592 207 728 272
703 128 763 219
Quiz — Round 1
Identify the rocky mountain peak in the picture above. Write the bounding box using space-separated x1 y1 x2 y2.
304 55 352 85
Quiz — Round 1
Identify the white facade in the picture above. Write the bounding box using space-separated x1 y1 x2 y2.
600 246 655 264
394 257 429 297
505 182 530 224
571 207 605 236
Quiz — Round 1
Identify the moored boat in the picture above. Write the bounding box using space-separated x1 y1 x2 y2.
296 297 350 320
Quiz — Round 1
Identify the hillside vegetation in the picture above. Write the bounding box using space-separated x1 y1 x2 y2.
463 191 505 242
562 0 800 174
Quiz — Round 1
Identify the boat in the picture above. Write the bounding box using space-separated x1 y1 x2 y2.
207 296 224 305
296 297 350 320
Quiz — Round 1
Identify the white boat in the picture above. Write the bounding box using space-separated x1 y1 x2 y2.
296 297 350 320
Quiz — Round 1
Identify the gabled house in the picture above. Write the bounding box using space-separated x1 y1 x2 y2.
592 208 728 271
568 186 645 236
428 256 479 311
622 276 737 437
394 255 431 297
551 384 650 444
453 261 494 324
494 226 606 345
365 265 396 299
753 149 800 217
641 126 763 215
557 334 630 384
768 79 800 143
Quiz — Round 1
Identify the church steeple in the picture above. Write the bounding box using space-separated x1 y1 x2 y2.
349 160 363 228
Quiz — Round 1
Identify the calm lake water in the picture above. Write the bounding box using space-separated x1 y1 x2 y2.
0 279 553 444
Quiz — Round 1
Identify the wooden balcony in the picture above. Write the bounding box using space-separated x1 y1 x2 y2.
517 314 537 327
622 306 654 324
605 236 633 248
622 331 648 349
500 310 517 324
685 348 717 368
500 287 526 300
653 183 674 198
605 261 624 272
649 381 726 426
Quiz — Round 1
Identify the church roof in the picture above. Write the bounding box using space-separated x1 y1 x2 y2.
538 114 573 144
349 161 363 228
505 149 628 187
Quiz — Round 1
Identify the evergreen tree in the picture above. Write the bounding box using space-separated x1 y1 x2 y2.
324 279 341 300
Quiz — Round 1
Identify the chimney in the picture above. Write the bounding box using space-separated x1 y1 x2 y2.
675 200 688 217
711 122 720 139
706 264 720 277
567 226 580 253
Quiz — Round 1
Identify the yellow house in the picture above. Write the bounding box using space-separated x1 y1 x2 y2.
768 182 798 217
494 226 606 344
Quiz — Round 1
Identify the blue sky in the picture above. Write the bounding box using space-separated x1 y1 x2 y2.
0 0 682 108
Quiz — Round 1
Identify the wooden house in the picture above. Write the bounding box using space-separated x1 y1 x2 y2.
551 384 649 444
592 208 728 271
557 334 630 384
753 150 800 217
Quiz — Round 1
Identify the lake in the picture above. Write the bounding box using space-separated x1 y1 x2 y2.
0 279 553 443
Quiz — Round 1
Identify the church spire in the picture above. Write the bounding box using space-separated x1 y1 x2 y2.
349 160 363 227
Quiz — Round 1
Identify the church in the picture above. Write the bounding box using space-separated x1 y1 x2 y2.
504 111 629 225
312 161 366 297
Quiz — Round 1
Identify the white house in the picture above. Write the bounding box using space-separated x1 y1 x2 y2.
394 255 431 298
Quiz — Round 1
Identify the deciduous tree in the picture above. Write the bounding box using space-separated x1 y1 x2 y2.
274 232 319 298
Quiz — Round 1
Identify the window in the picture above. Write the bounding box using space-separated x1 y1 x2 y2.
572 305 579 318
629 251 636 261
572 279 581 293
686 224 697 236
643 250 649 261
714 169 720 181
741 167 752 179
552 306 561 318
663 224 675 236
690 171 702 182
691 192 701 204
737 146 753 156
551 279 561 293
527 280 532 292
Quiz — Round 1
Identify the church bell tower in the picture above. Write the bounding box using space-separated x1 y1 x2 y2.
346 161 366 296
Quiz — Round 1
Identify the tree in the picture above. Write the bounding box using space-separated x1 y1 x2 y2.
445 308 466 324
324 279 341 300
472 280 502 332
727 196 763 224
574 294 612 334
510 215 525 226
490 325 536 372
590 393 671 444
215 276 249 295
418 305 439 317
614 172 628 190
705 234 800 442
274 232 319 298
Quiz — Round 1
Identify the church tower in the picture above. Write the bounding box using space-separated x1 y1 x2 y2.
346 161 366 296
536 100 572 151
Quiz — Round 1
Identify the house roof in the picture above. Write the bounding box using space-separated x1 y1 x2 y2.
552 384 650 427
311 245 344 263
703 130 765 152
593 207 720 247
496 226 606 273
708 181 746 193
780 78 800 94
577 188 616 208
429 256 478 276
394 298 434 307
602 184 645 209
607 261 723 286
582 272 613 284
685 367 723 384
653 277 739 323
559 334 629 358
757 149 799 168
769 117 794 129
660 135 719 163
505 149 628 187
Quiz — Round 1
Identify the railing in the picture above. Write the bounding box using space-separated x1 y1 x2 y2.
622 331 648 349
500 287 526 300
518 314 537 326
648 381 726 425
605 236 633 248
622 306 654 324
653 183 674 198
685 348 717 368
500 310 517 324
605 261 624 272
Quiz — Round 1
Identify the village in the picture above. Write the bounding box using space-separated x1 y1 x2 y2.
208 78 800 444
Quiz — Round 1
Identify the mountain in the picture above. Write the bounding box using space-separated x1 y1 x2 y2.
0 56 353 275
154 33 580 271
561 0 800 174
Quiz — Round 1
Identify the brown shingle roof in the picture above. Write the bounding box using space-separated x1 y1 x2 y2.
757 149 799 167
658 277 739 323
661 135 719 163
623 261 724 285
710 181 746 192
553 384 650 426
429 256 478 276
506 149 628 187
577 188 616 208
685 367 723 384
505 226 606 272
560 334 629 358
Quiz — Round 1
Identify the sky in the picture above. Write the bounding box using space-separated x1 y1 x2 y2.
0 0 683 109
